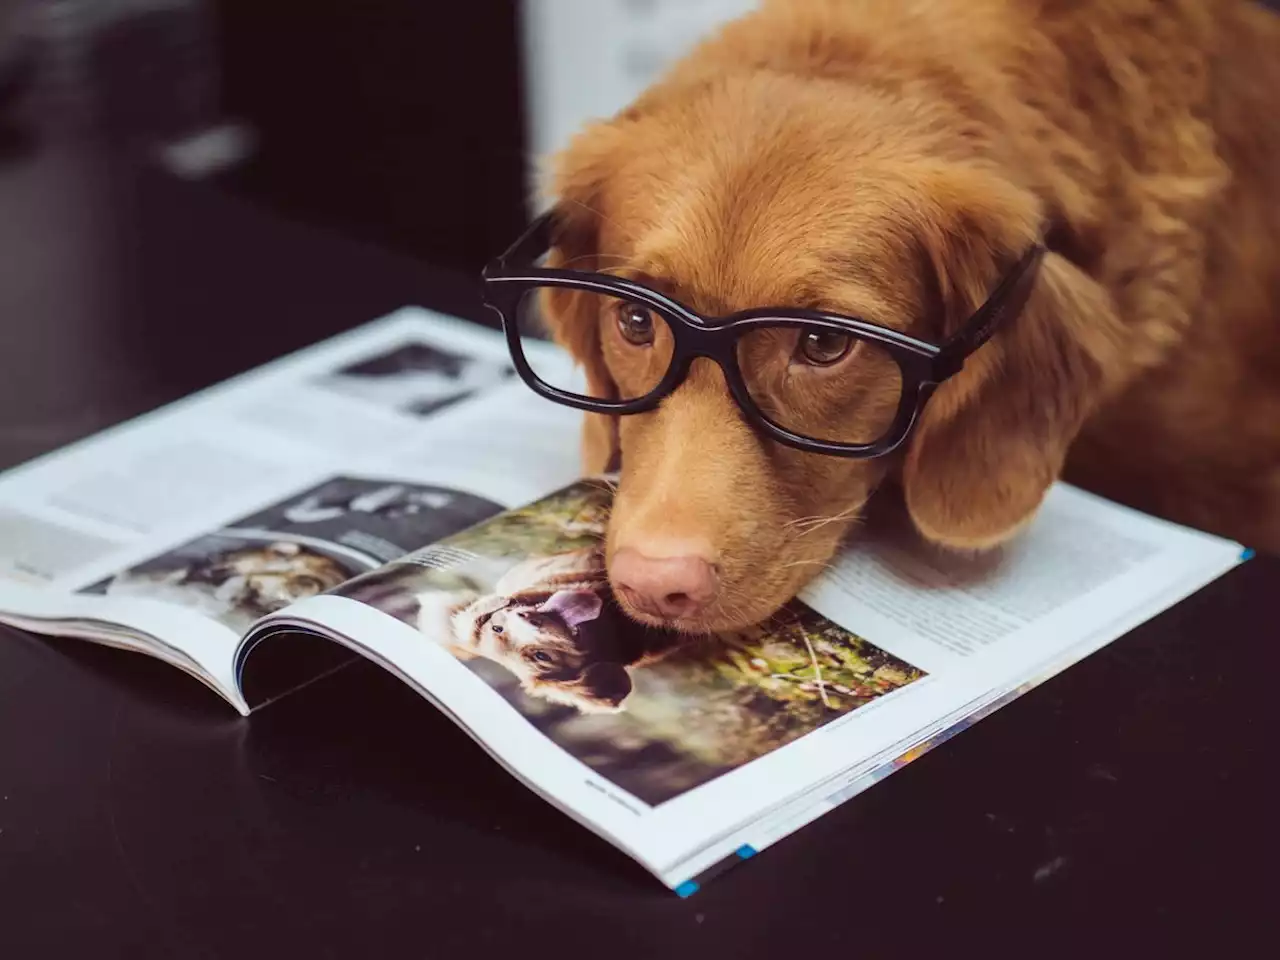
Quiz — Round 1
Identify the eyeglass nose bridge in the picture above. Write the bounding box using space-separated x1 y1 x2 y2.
674 321 728 363
652 318 756 408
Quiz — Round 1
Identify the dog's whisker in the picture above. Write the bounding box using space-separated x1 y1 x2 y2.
778 558 835 571
785 518 847 537
781 514 867 558
583 476 619 496
784 514 831 529
789 506 863 533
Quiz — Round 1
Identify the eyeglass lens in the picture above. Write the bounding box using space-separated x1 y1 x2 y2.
514 285 904 446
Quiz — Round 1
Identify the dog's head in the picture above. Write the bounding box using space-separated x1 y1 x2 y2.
205 542 349 612
479 587 635 712
537 68 1125 633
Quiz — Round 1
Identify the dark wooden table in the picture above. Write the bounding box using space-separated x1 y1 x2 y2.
1 143 1275 959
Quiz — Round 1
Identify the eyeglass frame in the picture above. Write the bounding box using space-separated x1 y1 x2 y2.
481 211 1045 459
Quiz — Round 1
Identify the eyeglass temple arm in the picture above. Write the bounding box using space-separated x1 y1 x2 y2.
938 242 1046 370
488 210 557 276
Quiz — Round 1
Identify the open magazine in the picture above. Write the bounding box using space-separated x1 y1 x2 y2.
0 307 1249 894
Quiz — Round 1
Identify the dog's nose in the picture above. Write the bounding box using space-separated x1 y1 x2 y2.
611 545 718 621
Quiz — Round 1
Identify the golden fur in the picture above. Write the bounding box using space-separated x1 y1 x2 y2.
538 0 1280 632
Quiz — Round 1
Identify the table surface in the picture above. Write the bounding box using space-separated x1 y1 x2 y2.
1 143 1275 959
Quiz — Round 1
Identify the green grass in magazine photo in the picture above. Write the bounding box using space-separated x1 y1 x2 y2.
336 481 926 806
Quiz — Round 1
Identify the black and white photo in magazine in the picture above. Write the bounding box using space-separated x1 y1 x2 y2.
82 476 504 634
231 477 503 564
313 341 513 418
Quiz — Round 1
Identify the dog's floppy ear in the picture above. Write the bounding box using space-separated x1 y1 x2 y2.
901 170 1125 550
524 661 633 713
538 588 604 630
573 661 633 712
538 121 635 475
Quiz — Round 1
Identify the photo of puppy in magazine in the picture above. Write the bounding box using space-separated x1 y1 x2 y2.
334 480 926 806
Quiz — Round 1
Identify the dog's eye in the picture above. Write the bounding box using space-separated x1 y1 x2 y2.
491 624 504 635
798 330 854 366
615 304 655 346
531 650 553 664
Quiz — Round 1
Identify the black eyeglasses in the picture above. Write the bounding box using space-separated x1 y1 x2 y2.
481 212 1044 459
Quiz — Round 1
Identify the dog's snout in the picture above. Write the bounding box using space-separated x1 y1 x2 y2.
611 545 718 622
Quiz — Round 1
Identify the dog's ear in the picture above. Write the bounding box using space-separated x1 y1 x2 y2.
538 588 604 630
574 661 633 712
901 170 1125 550
524 661 633 713
538 121 635 474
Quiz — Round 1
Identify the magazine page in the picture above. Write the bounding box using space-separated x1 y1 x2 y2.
650 484 1244 887
0 308 583 711
255 479 1244 890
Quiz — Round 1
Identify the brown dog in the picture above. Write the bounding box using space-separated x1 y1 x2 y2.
534 0 1280 634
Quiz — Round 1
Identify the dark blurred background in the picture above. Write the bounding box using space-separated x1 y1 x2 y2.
0 0 757 276
3 0 1277 278
214 0 530 274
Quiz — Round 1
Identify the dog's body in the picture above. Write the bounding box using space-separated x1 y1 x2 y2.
539 0 1280 632
415 547 674 711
